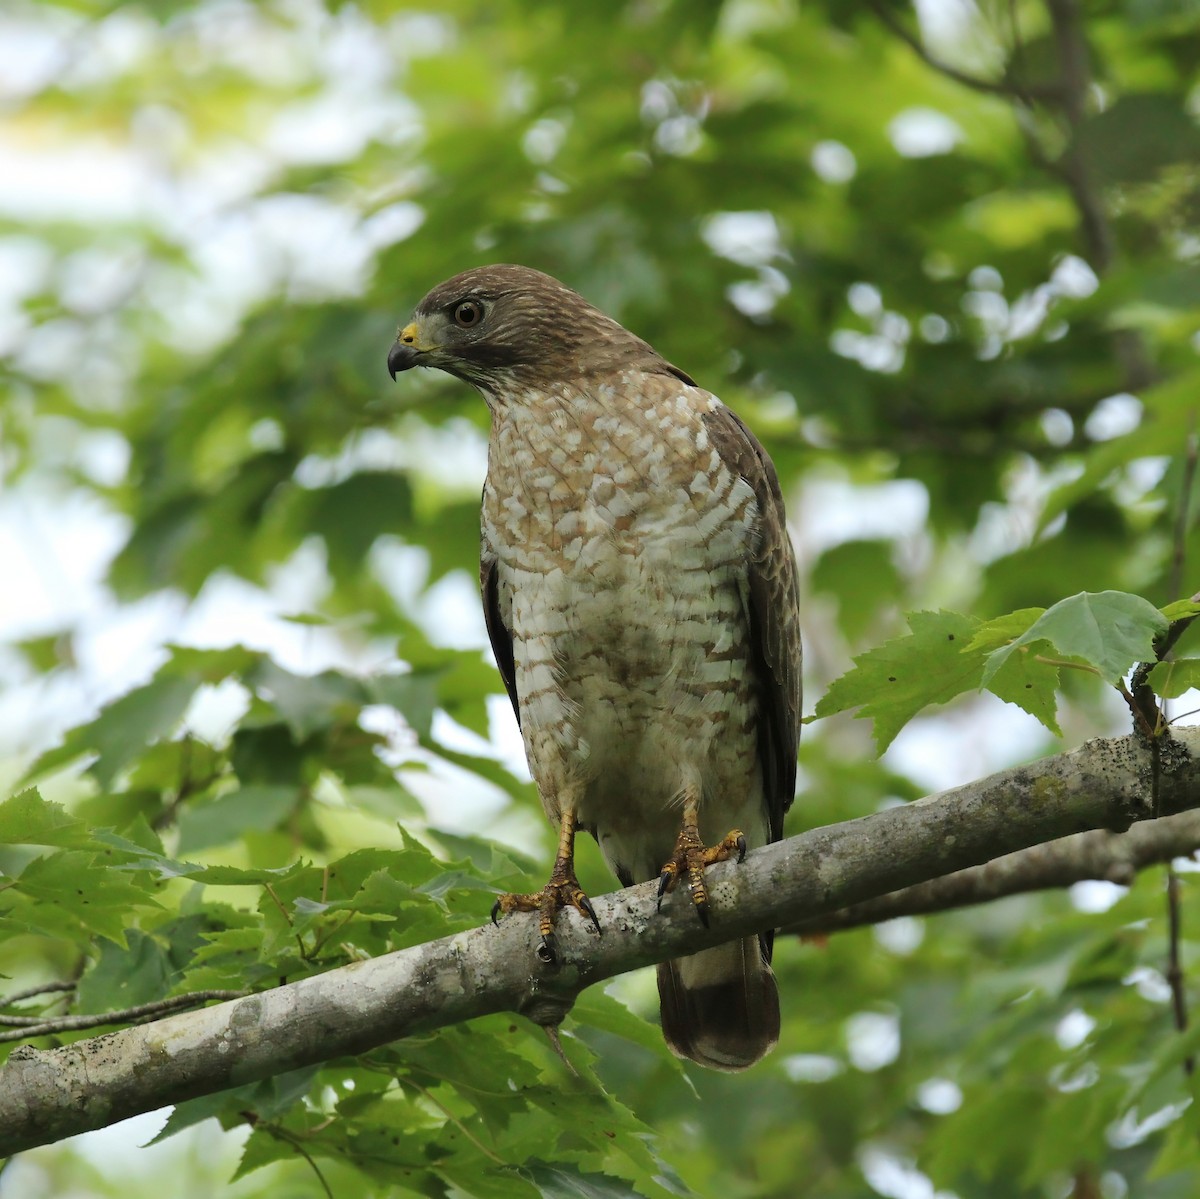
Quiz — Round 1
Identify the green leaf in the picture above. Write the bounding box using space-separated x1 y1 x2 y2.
89 675 202 787
149 1091 242 1145
423 741 536 801
811 539 901 641
298 470 413 576
368 671 440 739
1038 369 1200 533
230 1126 300 1181
982 591 1168 686
1074 93 1200 185
1147 659 1200 699
442 1164 541 1199
159 644 264 682
964 609 1064 734
570 989 683 1064
175 785 301 854
178 862 310 886
813 611 984 751
25 674 201 788
0 789 95 848
985 640 1063 736
519 1162 650 1198
14 632 72 673
76 929 172 1011
965 608 1047 653
1123 1019 1200 1110
181 925 272 991
1161 599 1200 623
5 851 162 943
343 781 425 824
246 660 367 740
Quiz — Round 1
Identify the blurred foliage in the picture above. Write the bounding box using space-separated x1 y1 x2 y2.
2 0 1200 1195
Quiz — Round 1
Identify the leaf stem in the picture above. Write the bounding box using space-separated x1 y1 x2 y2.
241 1113 334 1199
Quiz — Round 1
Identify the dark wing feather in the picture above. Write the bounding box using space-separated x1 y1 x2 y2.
702 404 802 842
480 553 520 727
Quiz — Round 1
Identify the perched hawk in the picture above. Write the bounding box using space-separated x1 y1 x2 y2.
388 265 801 1070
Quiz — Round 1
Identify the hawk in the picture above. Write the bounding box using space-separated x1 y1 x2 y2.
388 265 801 1070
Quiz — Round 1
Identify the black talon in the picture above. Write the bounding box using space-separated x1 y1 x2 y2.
537 934 558 965
695 899 710 929
579 894 602 935
735 834 747 863
490 900 502 925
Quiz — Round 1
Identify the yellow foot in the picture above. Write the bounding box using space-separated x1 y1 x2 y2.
491 867 601 966
656 826 747 928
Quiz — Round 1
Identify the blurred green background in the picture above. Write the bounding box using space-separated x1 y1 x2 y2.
2 0 1200 1195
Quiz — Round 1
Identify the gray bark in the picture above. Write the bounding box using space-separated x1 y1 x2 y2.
1 728 1197 1156
785 808 1200 935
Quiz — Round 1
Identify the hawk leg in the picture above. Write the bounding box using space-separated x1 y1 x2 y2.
657 796 747 928
491 809 601 965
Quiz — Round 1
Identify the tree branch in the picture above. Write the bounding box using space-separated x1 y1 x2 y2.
1045 0 1114 273
0 991 249 1043
783 808 1200 935
864 0 1060 101
1042 0 1156 390
1 728 1197 1156
872 0 1157 394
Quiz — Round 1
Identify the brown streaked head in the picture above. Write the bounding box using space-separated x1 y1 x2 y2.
387 264 693 396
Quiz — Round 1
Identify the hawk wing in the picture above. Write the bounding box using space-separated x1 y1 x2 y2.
481 550 520 727
703 403 802 841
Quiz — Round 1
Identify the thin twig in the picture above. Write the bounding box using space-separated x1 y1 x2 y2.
865 0 1059 100
0 981 74 1006
241 1114 335 1199
263 880 311 961
262 882 294 927
308 910 358 959
0 990 248 1045
988 0 1156 396
1166 867 1192 1073
1131 603 1200 727
1118 679 1160 740
410 1081 506 1165
1045 0 1113 271
150 737 222 833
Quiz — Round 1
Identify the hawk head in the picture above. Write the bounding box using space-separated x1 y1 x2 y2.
387 264 693 396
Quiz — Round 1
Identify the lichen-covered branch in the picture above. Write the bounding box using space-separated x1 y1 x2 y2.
1 728 1197 1156
783 808 1200 936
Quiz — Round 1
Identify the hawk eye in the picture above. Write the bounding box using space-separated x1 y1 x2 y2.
452 300 483 328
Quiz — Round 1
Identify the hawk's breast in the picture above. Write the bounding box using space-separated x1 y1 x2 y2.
482 375 768 876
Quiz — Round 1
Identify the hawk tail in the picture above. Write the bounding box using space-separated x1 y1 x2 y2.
657 936 779 1072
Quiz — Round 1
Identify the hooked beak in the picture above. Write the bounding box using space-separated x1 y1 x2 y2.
388 320 432 380
388 340 419 379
